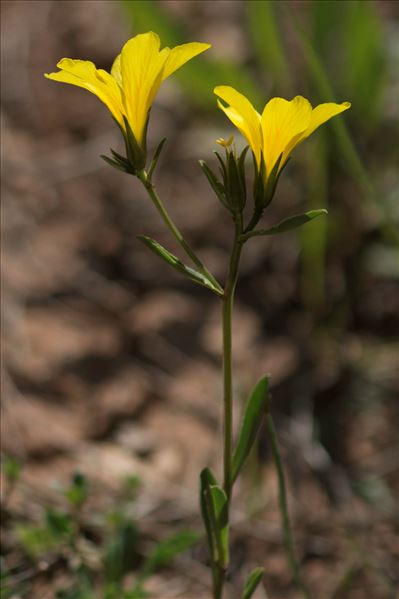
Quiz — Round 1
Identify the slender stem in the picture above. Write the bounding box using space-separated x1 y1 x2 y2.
222 228 243 500
212 223 242 599
214 568 225 599
137 170 222 292
243 208 263 234
266 413 312 599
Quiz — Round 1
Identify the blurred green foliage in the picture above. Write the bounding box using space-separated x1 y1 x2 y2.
3 470 199 599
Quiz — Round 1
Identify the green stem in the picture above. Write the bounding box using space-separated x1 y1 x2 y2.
266 413 312 599
243 208 263 234
212 223 243 599
214 568 225 599
137 170 222 292
222 229 243 500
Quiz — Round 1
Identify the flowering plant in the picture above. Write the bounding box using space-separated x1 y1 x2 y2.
46 31 350 599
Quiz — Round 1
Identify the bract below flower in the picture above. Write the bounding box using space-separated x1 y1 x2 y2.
45 32 210 154
214 86 351 182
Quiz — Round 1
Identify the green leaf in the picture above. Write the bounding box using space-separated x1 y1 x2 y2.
243 209 328 241
140 530 199 579
232 375 270 484
209 485 229 568
242 567 265 599
137 236 223 295
199 468 219 565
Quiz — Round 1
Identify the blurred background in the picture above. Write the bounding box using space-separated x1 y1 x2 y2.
1 1 398 598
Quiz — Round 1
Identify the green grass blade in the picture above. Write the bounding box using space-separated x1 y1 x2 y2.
242 567 265 599
287 6 374 201
247 0 292 93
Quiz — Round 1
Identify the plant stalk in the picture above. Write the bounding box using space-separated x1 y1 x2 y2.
212 223 243 599
137 170 222 292
266 413 312 599
222 228 243 501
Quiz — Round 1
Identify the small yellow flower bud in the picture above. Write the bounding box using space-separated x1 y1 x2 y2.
216 135 234 148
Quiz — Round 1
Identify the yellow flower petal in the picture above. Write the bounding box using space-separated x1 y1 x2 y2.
120 32 169 145
261 96 312 174
45 58 124 127
305 101 352 137
162 42 210 80
214 86 262 165
46 33 212 156
111 54 122 86
277 101 352 165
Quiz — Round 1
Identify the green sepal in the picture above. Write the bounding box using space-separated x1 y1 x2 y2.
253 152 285 211
208 485 229 569
226 150 245 212
238 145 249 202
253 153 265 213
199 160 230 211
242 567 265 599
263 153 284 208
214 151 228 181
231 375 270 484
243 209 328 240
110 148 132 169
147 137 166 181
137 236 223 296
100 154 130 174
199 468 219 565
123 116 146 171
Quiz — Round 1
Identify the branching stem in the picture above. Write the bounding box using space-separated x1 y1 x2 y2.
137 170 222 292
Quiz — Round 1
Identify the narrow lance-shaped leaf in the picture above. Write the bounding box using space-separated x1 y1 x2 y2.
209 485 229 568
199 468 219 565
137 236 223 296
242 567 265 599
242 209 328 241
232 375 270 484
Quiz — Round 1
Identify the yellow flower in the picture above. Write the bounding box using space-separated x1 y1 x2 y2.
45 32 210 150
214 86 351 180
